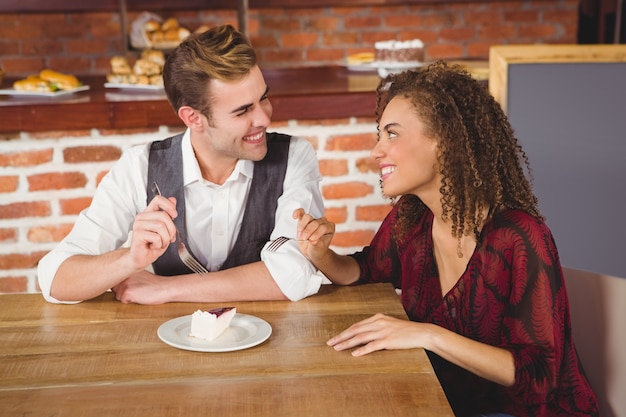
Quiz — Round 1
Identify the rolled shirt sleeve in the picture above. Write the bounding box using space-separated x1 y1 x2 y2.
261 136 329 300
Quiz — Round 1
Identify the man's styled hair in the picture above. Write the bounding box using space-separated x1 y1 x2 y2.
163 24 257 118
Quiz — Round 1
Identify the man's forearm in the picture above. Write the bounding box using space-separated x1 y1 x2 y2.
167 261 288 302
50 248 140 302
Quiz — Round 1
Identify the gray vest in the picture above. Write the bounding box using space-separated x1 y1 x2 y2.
146 132 291 276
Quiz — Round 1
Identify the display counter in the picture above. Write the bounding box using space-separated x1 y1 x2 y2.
0 66 381 133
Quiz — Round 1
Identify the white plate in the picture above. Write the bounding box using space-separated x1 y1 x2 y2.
0 85 90 97
104 83 164 91
344 61 425 72
157 313 272 352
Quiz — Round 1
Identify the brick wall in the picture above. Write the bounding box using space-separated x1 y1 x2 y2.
0 1 579 77
0 118 392 293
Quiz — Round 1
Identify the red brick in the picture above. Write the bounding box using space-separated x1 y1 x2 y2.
323 182 374 199
344 16 383 30
0 228 17 242
467 42 494 58
427 44 464 59
0 41 21 55
0 176 19 193
28 172 87 191
27 224 74 243
22 40 64 56
281 33 319 49
324 206 348 224
60 197 92 215
99 127 160 135
258 16 302 32
63 146 122 163
333 229 375 247
249 34 280 48
0 251 48 269
0 201 50 219
503 10 540 23
478 24 517 40
319 159 349 177
1 57 46 73
396 30 439 44
303 17 340 31
96 170 109 186
356 157 378 174
326 133 377 151
518 24 556 39
0 277 28 293
263 49 306 64
297 119 351 126
440 28 477 42
306 48 344 62
47 56 92 74
464 10 503 26
384 15 423 29
66 39 110 55
0 149 53 167
28 130 91 139
321 32 358 46
414 13 459 28
356 204 392 221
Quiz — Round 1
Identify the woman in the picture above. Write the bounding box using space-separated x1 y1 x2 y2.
294 62 599 417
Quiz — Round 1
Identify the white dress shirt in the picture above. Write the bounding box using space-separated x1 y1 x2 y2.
37 129 327 303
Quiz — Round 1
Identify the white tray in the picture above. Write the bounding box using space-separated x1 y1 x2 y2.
0 85 90 97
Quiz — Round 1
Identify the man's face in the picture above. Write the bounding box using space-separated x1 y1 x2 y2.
197 66 273 164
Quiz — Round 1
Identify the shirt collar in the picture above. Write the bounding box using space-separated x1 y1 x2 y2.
181 129 254 187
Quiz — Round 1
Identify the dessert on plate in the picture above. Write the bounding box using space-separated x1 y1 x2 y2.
189 307 237 341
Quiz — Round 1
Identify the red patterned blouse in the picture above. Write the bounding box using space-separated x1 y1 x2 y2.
350 197 600 417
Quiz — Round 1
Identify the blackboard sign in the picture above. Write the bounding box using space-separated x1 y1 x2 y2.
505 62 626 278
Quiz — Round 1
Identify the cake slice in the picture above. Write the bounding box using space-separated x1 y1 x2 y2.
189 307 237 341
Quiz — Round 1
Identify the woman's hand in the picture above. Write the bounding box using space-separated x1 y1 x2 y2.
327 313 430 356
292 208 335 262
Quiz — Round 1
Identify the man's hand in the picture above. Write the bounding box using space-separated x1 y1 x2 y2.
128 194 178 270
111 270 173 304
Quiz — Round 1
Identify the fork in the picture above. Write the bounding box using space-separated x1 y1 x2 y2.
151 182 208 275
266 234 333 252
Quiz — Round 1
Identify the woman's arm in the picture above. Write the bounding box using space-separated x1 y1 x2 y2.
328 313 516 387
293 208 360 285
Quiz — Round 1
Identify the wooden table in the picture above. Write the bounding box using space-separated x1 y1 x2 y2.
0 283 453 417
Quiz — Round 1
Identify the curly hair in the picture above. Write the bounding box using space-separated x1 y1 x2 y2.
375 61 542 242
163 24 257 120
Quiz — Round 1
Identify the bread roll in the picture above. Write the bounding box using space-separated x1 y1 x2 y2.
13 75 52 92
164 27 180 41
149 74 164 86
106 73 138 84
136 75 150 85
133 59 161 76
347 52 375 65
110 56 132 75
141 49 165 66
144 20 161 32
161 17 179 31
148 30 165 43
177 27 190 40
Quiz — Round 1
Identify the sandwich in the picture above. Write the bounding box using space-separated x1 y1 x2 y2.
39 69 81 90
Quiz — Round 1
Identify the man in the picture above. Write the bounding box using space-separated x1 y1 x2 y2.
37 25 325 304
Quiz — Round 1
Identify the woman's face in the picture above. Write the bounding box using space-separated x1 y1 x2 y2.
372 96 441 201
